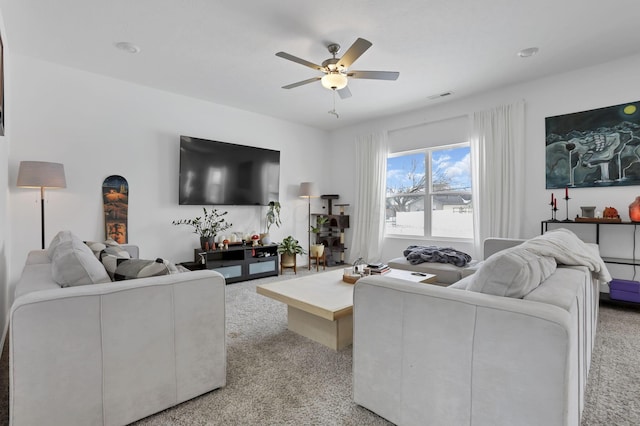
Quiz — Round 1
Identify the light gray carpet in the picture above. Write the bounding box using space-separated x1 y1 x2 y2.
132 266 388 425
0 270 638 425
581 303 640 425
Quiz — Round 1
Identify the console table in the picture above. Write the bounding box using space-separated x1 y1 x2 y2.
542 220 640 307
193 244 279 283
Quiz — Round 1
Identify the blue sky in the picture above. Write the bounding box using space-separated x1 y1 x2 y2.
387 146 471 191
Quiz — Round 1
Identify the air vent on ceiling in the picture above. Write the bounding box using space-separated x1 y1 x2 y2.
427 91 453 100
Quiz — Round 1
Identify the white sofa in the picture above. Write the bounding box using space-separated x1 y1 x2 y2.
353 233 604 426
10 235 226 426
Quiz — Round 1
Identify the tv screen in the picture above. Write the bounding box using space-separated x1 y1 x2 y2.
179 136 280 206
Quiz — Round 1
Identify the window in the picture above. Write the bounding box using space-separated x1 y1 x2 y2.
386 143 473 239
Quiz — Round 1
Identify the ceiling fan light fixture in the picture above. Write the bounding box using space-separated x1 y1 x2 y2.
321 72 348 90
276 38 399 97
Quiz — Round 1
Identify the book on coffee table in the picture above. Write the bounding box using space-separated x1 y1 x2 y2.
368 264 390 274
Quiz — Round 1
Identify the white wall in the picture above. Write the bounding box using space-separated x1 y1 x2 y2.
0 134 7 341
330 52 640 267
0 7 9 345
7 54 329 295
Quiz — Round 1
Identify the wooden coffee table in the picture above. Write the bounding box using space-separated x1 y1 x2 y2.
256 268 437 350
257 269 353 350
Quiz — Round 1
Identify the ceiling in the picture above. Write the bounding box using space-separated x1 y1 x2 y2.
2 1 640 131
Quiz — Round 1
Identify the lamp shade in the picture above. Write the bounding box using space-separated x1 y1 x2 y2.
17 161 67 188
298 182 319 198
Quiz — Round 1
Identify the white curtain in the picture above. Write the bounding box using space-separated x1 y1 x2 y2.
471 100 525 258
349 131 388 263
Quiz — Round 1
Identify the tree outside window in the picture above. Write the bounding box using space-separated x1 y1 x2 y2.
386 143 473 239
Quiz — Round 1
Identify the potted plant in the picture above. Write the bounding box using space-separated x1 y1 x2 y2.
173 207 232 250
277 235 306 269
309 216 328 257
261 201 281 245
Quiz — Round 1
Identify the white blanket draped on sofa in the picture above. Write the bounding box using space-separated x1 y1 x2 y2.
521 228 612 282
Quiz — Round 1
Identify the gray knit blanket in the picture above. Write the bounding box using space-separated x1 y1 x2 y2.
403 245 472 267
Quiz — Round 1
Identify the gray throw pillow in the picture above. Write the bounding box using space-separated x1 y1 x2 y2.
466 247 556 298
47 230 77 259
51 238 112 287
100 250 132 281
85 239 130 259
113 258 178 281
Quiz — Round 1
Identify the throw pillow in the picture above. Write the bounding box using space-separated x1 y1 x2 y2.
47 230 77 259
99 250 132 281
448 275 474 290
113 258 178 281
85 239 130 259
466 247 556 298
51 238 112 287
84 240 106 257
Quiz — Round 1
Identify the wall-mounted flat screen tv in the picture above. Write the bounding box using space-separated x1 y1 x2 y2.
179 135 280 206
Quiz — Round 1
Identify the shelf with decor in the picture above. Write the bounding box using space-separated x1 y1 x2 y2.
311 195 350 266
542 220 640 307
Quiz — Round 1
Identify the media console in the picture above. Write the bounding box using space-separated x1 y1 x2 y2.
192 244 279 283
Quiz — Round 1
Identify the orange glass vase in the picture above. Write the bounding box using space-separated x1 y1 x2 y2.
629 197 640 222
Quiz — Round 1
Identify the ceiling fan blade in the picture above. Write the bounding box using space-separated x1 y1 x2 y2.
282 77 322 89
337 86 352 99
276 52 324 71
348 70 399 80
336 38 372 69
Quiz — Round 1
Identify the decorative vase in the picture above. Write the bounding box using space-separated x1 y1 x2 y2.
310 244 325 257
261 233 272 245
200 236 215 251
281 253 295 267
630 197 640 222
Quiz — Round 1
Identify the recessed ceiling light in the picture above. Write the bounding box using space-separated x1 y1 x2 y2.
517 47 539 58
115 42 140 54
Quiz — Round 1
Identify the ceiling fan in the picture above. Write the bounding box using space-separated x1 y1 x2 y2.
276 38 399 99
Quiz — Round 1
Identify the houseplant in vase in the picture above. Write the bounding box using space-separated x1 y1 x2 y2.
309 215 329 257
261 201 281 245
173 207 232 250
277 235 306 270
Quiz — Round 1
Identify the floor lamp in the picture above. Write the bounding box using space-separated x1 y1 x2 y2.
298 182 319 269
17 161 67 249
